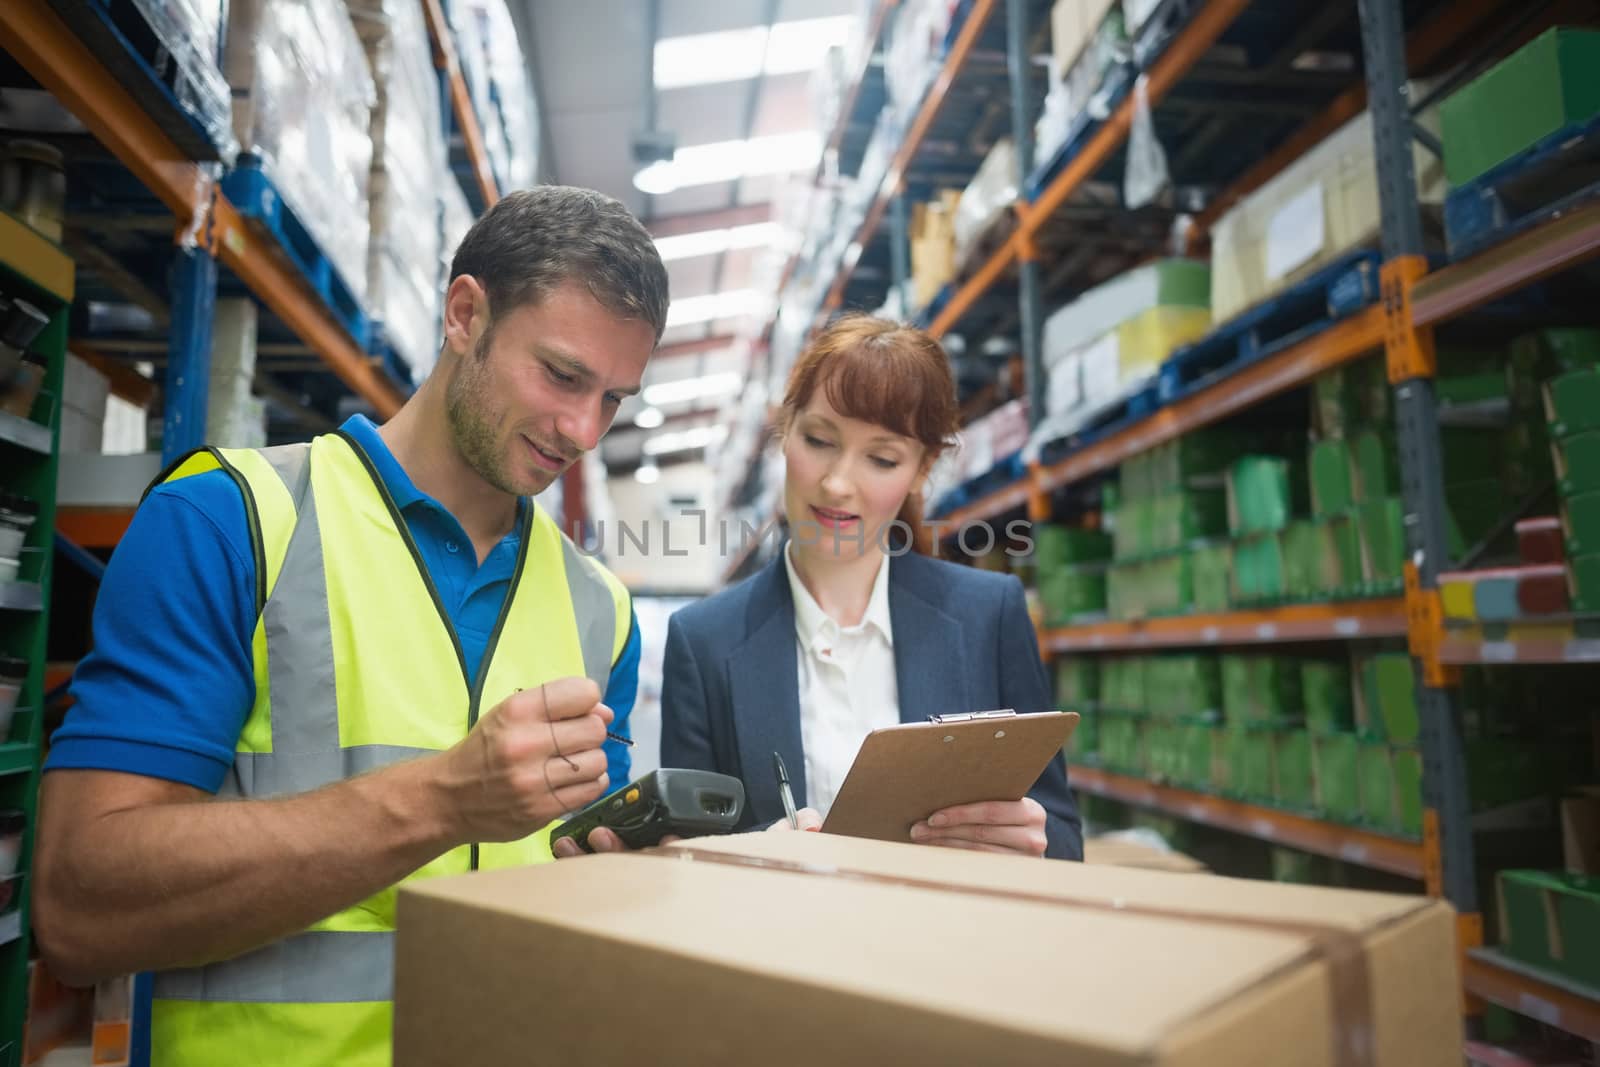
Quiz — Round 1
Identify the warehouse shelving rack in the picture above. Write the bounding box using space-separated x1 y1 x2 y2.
743 0 1600 1038
0 211 72 1067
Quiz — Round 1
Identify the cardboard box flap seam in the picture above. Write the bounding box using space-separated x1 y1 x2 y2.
665 844 1425 1067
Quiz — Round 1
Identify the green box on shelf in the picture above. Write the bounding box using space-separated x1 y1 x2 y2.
1221 655 1251 725
1034 524 1113 569
1190 542 1232 613
1571 554 1600 613
1146 721 1181 783
1351 431 1400 503
1112 498 1153 559
1554 431 1600 496
1151 489 1228 552
1563 490 1600 557
1098 713 1144 774
1101 480 1119 516
1309 439 1354 518
1360 654 1419 746
1040 567 1107 624
1314 733 1362 822
1354 357 1393 428
1546 368 1600 437
1513 327 1600 378
1326 514 1364 592
1069 710 1100 759
1177 725 1216 789
1436 370 1510 408
1055 658 1100 708
1284 521 1344 600
1359 743 1399 832
1274 730 1315 810
1101 658 1146 714
1302 658 1354 734
1441 27 1600 187
1231 531 1287 604
1221 655 1301 727
1160 428 1251 489
1498 870 1600 989
1226 456 1297 535
1358 498 1406 586
1148 552 1196 617
1394 748 1423 838
1312 367 1362 439
1224 729 1275 800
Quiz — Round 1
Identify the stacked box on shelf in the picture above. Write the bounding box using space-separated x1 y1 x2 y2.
1302 657 1355 735
1143 655 1221 721
1189 542 1232 613
909 190 963 311
1541 341 1600 610
1039 260 1210 436
224 0 374 303
1036 0 1124 163
1498 871 1600 989
1274 731 1316 811
1036 524 1112 625
349 0 447 381
1054 657 1101 710
1314 732 1363 823
120 0 237 161
1221 655 1302 729
1439 27 1600 188
1208 103 1444 326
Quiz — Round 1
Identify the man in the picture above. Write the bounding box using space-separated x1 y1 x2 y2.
33 186 669 1066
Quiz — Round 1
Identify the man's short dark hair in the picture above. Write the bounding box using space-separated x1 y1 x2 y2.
450 186 670 342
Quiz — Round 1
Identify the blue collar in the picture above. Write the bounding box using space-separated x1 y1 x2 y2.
337 414 526 526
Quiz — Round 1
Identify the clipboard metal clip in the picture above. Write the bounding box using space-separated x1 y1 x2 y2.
927 710 1017 725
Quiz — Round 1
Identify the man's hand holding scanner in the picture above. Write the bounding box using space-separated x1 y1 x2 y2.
435 676 611 846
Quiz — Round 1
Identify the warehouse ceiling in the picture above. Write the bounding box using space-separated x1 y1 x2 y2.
522 0 860 472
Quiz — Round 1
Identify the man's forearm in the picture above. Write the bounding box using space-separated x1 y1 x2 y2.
36 757 459 985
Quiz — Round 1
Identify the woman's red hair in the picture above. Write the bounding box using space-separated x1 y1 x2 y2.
778 314 960 555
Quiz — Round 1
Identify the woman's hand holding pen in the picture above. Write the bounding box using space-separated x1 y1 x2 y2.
908 797 1048 857
765 807 822 832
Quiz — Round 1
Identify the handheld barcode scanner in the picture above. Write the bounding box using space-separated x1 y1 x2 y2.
549 768 746 854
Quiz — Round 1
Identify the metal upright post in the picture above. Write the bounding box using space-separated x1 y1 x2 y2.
1358 0 1479 918
890 194 910 295
163 245 219 464
1006 0 1044 427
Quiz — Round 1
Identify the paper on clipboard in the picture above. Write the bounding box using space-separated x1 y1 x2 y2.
820 710 1078 844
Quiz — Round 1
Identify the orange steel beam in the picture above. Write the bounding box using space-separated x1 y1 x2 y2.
1463 950 1600 1042
1038 306 1384 493
0 1 405 417
826 0 899 155
824 0 998 312
1040 599 1409 653
1070 765 1426 879
55 507 135 550
1021 0 1251 232
421 0 499 208
1190 0 1508 242
930 232 1021 337
1413 198 1600 327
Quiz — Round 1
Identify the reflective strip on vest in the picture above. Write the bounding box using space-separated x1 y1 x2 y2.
560 536 616 693
153 930 392 1004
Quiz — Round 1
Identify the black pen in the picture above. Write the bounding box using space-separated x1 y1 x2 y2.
773 752 799 829
606 731 634 747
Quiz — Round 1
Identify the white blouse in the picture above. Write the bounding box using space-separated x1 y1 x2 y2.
784 546 900 819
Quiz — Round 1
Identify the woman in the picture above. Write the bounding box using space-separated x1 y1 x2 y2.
660 315 1081 859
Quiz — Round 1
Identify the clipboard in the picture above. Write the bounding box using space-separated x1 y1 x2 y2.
820 709 1078 843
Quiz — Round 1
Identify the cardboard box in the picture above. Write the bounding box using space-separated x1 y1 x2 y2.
396 832 1461 1067
1563 788 1600 874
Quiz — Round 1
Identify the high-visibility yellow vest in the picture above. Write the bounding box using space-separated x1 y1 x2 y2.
145 431 631 1067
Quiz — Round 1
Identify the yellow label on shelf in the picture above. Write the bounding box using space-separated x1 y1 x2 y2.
0 209 73 303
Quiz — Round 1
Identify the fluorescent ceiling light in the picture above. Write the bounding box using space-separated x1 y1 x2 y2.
633 406 666 429
642 371 743 408
635 132 822 195
644 424 729 457
633 460 661 484
665 289 770 328
655 222 784 262
654 15 858 90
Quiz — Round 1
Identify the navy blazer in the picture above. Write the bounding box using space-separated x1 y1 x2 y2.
660 550 1083 860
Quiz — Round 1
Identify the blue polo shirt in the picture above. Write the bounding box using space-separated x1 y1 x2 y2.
48 414 639 792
